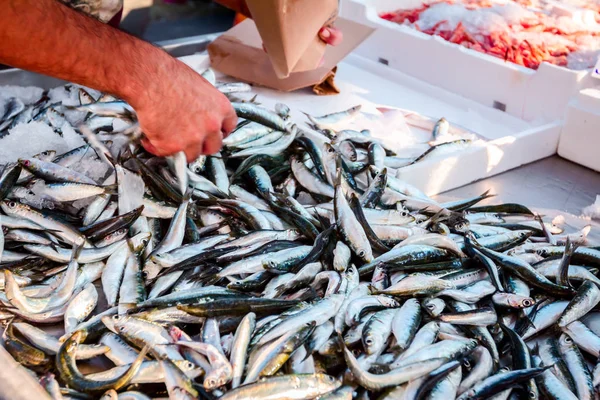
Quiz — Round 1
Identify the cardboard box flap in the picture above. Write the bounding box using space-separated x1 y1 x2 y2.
246 0 339 78
208 18 374 92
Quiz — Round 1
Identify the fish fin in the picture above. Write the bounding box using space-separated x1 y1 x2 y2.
530 343 540 357
48 242 60 253
315 212 332 230
367 284 380 295
102 183 118 195
70 243 84 262
187 266 222 285
515 310 539 336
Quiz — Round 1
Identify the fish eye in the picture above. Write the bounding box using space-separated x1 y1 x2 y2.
564 336 572 344
528 392 536 399
327 376 335 382
522 299 532 307
427 304 435 309
187 362 194 369
207 379 216 387
358 250 366 258
463 360 471 369
194 167 202 173
112 315 121 321
365 338 373 345
141 271 148 278
327 147 335 153
401 211 408 217
8 201 17 208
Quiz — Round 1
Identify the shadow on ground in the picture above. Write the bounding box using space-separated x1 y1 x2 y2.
121 1 235 42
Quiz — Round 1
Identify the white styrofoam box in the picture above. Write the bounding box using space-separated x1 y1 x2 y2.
184 52 560 196
557 88 600 172
340 0 597 123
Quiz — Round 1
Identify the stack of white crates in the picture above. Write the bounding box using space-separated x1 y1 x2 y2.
340 0 600 172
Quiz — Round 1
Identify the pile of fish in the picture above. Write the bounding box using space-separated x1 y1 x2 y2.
0 77 599 400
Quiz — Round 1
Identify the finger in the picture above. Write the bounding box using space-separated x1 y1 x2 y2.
141 137 181 157
141 138 158 155
202 131 223 155
319 26 343 46
222 108 238 138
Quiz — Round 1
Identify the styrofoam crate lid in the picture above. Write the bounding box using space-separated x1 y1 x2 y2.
340 0 595 123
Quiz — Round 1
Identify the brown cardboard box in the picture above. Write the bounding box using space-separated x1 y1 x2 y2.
245 0 339 78
207 16 374 92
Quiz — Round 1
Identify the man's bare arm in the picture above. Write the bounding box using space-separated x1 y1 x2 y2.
0 0 237 160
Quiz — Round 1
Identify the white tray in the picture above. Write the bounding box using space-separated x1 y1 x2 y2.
558 87 600 172
182 53 560 196
340 0 598 123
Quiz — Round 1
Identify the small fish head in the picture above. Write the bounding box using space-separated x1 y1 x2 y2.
108 228 127 239
65 331 87 353
129 232 152 253
378 296 400 308
453 220 470 233
217 376 228 387
36 150 56 159
203 371 221 390
102 314 128 334
558 333 574 351
518 296 535 309
359 247 374 263
324 143 336 154
142 259 162 283
262 258 278 271
362 331 379 355
536 248 549 257
174 360 199 374
422 298 445 317
315 374 341 391
1 200 26 216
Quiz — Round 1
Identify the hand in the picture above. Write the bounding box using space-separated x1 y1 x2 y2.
130 57 237 162
319 26 343 46
216 1 343 47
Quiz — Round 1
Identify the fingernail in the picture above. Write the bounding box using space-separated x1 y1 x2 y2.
320 28 331 39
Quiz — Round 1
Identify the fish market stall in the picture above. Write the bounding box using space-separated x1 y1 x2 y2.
0 24 599 400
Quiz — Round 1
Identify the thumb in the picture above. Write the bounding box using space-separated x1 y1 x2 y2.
141 137 160 155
